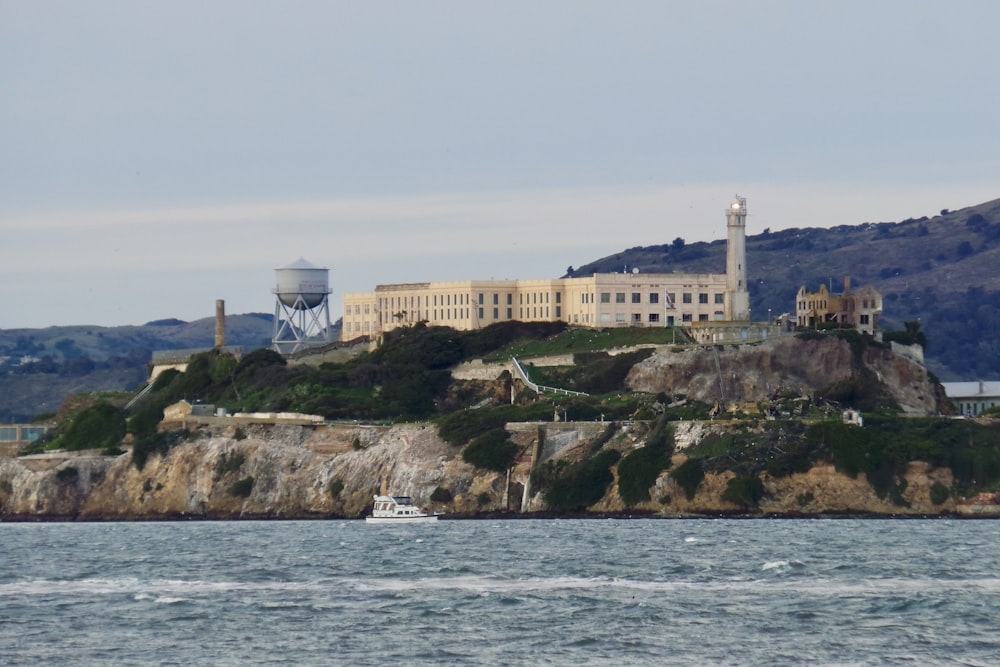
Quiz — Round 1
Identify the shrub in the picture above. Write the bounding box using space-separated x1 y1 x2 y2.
438 404 549 446
55 466 79 481
60 402 127 452
543 449 621 510
462 429 518 472
476 491 491 506
669 458 705 501
617 418 673 506
430 486 453 503
231 476 254 498
132 430 187 471
721 476 765 509
329 478 344 497
930 482 950 505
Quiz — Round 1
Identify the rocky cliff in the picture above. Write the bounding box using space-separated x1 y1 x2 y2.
626 335 944 415
0 418 971 520
0 424 501 520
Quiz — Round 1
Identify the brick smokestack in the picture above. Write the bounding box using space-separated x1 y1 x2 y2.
215 299 226 349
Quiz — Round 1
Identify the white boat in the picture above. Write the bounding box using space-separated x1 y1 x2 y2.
365 495 439 524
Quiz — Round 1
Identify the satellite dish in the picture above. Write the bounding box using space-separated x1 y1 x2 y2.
632 267 640 274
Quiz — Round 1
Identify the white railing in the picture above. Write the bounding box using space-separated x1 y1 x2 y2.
511 357 588 397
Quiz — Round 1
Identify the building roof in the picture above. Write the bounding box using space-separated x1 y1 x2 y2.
941 381 1000 399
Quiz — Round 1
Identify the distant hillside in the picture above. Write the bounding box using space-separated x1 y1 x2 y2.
570 198 1000 380
0 314 287 422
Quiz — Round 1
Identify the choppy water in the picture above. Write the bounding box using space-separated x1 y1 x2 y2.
1 519 999 666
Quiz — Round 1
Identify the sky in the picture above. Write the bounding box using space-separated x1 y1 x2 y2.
2 0 999 329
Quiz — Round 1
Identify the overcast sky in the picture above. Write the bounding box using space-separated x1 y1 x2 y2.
2 1 998 329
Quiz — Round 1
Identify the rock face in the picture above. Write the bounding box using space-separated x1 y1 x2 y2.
0 424 499 520
626 336 943 415
0 418 964 520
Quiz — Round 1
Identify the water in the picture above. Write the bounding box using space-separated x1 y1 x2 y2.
1 519 999 666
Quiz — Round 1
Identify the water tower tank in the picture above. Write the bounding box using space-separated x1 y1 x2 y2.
274 258 330 310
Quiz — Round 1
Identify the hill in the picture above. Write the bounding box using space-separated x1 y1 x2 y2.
570 197 1000 380
0 314 280 421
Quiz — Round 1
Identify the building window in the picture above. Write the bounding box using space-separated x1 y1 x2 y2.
682 293 692 304
715 293 724 304
555 306 561 318
555 292 561 304
601 313 611 322
601 292 611 303
493 293 499 305
616 313 626 322
649 293 659 304
649 313 660 323
631 293 641 304
478 293 484 305
699 293 709 304
478 307 484 319
507 294 512 305
682 314 692 322
493 307 499 319
666 293 676 308
632 313 642 323
667 316 675 326
616 292 626 303
860 314 870 324
507 308 512 319
699 314 709 321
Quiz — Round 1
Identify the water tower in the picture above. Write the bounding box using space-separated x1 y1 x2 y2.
272 258 333 354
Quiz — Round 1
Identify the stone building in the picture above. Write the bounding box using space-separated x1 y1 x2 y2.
795 277 883 335
341 198 751 340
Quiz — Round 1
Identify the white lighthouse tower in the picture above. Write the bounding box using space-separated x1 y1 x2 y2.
725 196 751 321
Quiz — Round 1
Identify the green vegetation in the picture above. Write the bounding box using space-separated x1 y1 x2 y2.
462 429 519 472
48 402 126 453
438 403 550 446
930 482 950 505
669 458 705 500
721 476 765 509
131 429 188 471
616 417 674 506
483 325 689 362
328 478 344 498
542 449 621 511
55 466 79 481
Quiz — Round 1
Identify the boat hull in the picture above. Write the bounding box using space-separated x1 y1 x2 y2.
364 515 439 524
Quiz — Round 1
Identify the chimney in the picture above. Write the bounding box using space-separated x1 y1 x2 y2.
843 276 852 296
215 299 226 349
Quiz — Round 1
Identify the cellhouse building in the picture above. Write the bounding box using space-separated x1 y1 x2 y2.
340 197 751 342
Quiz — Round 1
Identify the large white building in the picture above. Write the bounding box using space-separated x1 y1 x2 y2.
341 198 751 341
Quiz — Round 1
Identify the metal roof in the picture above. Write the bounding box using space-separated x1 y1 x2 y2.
941 381 1000 399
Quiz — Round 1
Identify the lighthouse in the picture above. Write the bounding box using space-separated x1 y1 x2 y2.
725 196 750 321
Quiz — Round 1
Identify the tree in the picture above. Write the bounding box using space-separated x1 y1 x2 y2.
672 237 686 251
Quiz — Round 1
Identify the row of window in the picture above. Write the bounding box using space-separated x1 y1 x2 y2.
598 292 725 305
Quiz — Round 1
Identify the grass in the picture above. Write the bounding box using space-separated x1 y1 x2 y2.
483 326 690 362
